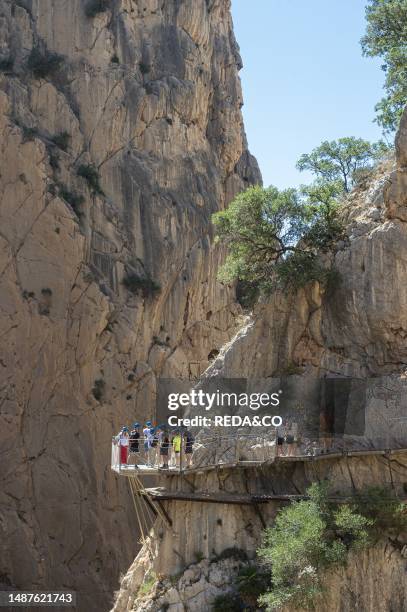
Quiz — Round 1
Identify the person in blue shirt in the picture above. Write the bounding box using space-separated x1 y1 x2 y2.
143 421 157 466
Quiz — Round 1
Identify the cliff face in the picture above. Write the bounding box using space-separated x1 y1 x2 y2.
0 1 260 609
113 453 407 612
118 544 407 612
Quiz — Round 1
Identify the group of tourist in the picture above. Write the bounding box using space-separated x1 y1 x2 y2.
114 421 195 469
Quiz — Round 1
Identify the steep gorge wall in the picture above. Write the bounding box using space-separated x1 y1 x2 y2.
0 1 260 609
113 453 407 612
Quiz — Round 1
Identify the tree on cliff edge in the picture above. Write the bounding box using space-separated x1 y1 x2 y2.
362 0 407 133
213 136 388 299
212 185 340 295
296 137 389 192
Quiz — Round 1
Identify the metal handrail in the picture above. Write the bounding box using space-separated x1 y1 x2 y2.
111 432 407 473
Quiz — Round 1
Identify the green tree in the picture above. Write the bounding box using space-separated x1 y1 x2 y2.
213 185 308 287
361 0 407 133
296 137 389 192
257 483 373 611
353 486 407 536
301 180 344 250
213 185 343 295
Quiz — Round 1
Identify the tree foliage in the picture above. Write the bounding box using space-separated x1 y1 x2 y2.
296 137 389 192
85 0 110 18
77 164 104 195
353 485 407 536
361 0 407 133
257 483 405 611
300 180 344 249
27 47 64 79
213 186 308 287
214 135 390 301
122 272 161 298
213 183 343 296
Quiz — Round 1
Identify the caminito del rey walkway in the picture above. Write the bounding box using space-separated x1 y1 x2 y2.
111 430 407 476
111 431 407 538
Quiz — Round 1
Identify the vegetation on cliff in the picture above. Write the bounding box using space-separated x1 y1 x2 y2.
213 136 388 300
213 184 325 294
257 483 406 611
84 0 110 18
296 137 388 192
213 0 407 304
362 0 407 133
122 272 161 298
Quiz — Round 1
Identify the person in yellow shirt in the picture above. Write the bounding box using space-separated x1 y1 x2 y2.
172 431 182 468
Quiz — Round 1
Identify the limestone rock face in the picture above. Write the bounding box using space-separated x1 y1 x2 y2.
117 543 407 612
395 105 407 169
118 554 248 612
310 542 407 612
112 453 407 612
0 1 259 609
123 543 407 612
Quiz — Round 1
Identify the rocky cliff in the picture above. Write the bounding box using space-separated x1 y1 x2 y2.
111 112 407 610
113 452 407 612
0 1 260 609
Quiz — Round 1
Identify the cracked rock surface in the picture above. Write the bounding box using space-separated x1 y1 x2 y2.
0 1 259 609
112 453 407 612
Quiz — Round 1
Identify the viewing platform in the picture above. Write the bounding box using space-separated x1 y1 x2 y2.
111 432 407 477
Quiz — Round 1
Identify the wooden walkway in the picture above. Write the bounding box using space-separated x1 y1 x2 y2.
112 460 265 476
111 447 407 478
117 449 407 537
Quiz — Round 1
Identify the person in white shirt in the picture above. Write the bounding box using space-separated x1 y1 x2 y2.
143 421 156 466
119 427 129 466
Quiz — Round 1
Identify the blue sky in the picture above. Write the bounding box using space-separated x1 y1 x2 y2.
231 0 386 188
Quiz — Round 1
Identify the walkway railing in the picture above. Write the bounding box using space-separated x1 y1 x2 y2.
111 432 407 475
191 432 277 470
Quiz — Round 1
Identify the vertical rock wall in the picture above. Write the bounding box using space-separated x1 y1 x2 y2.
0 1 260 609
112 453 407 612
